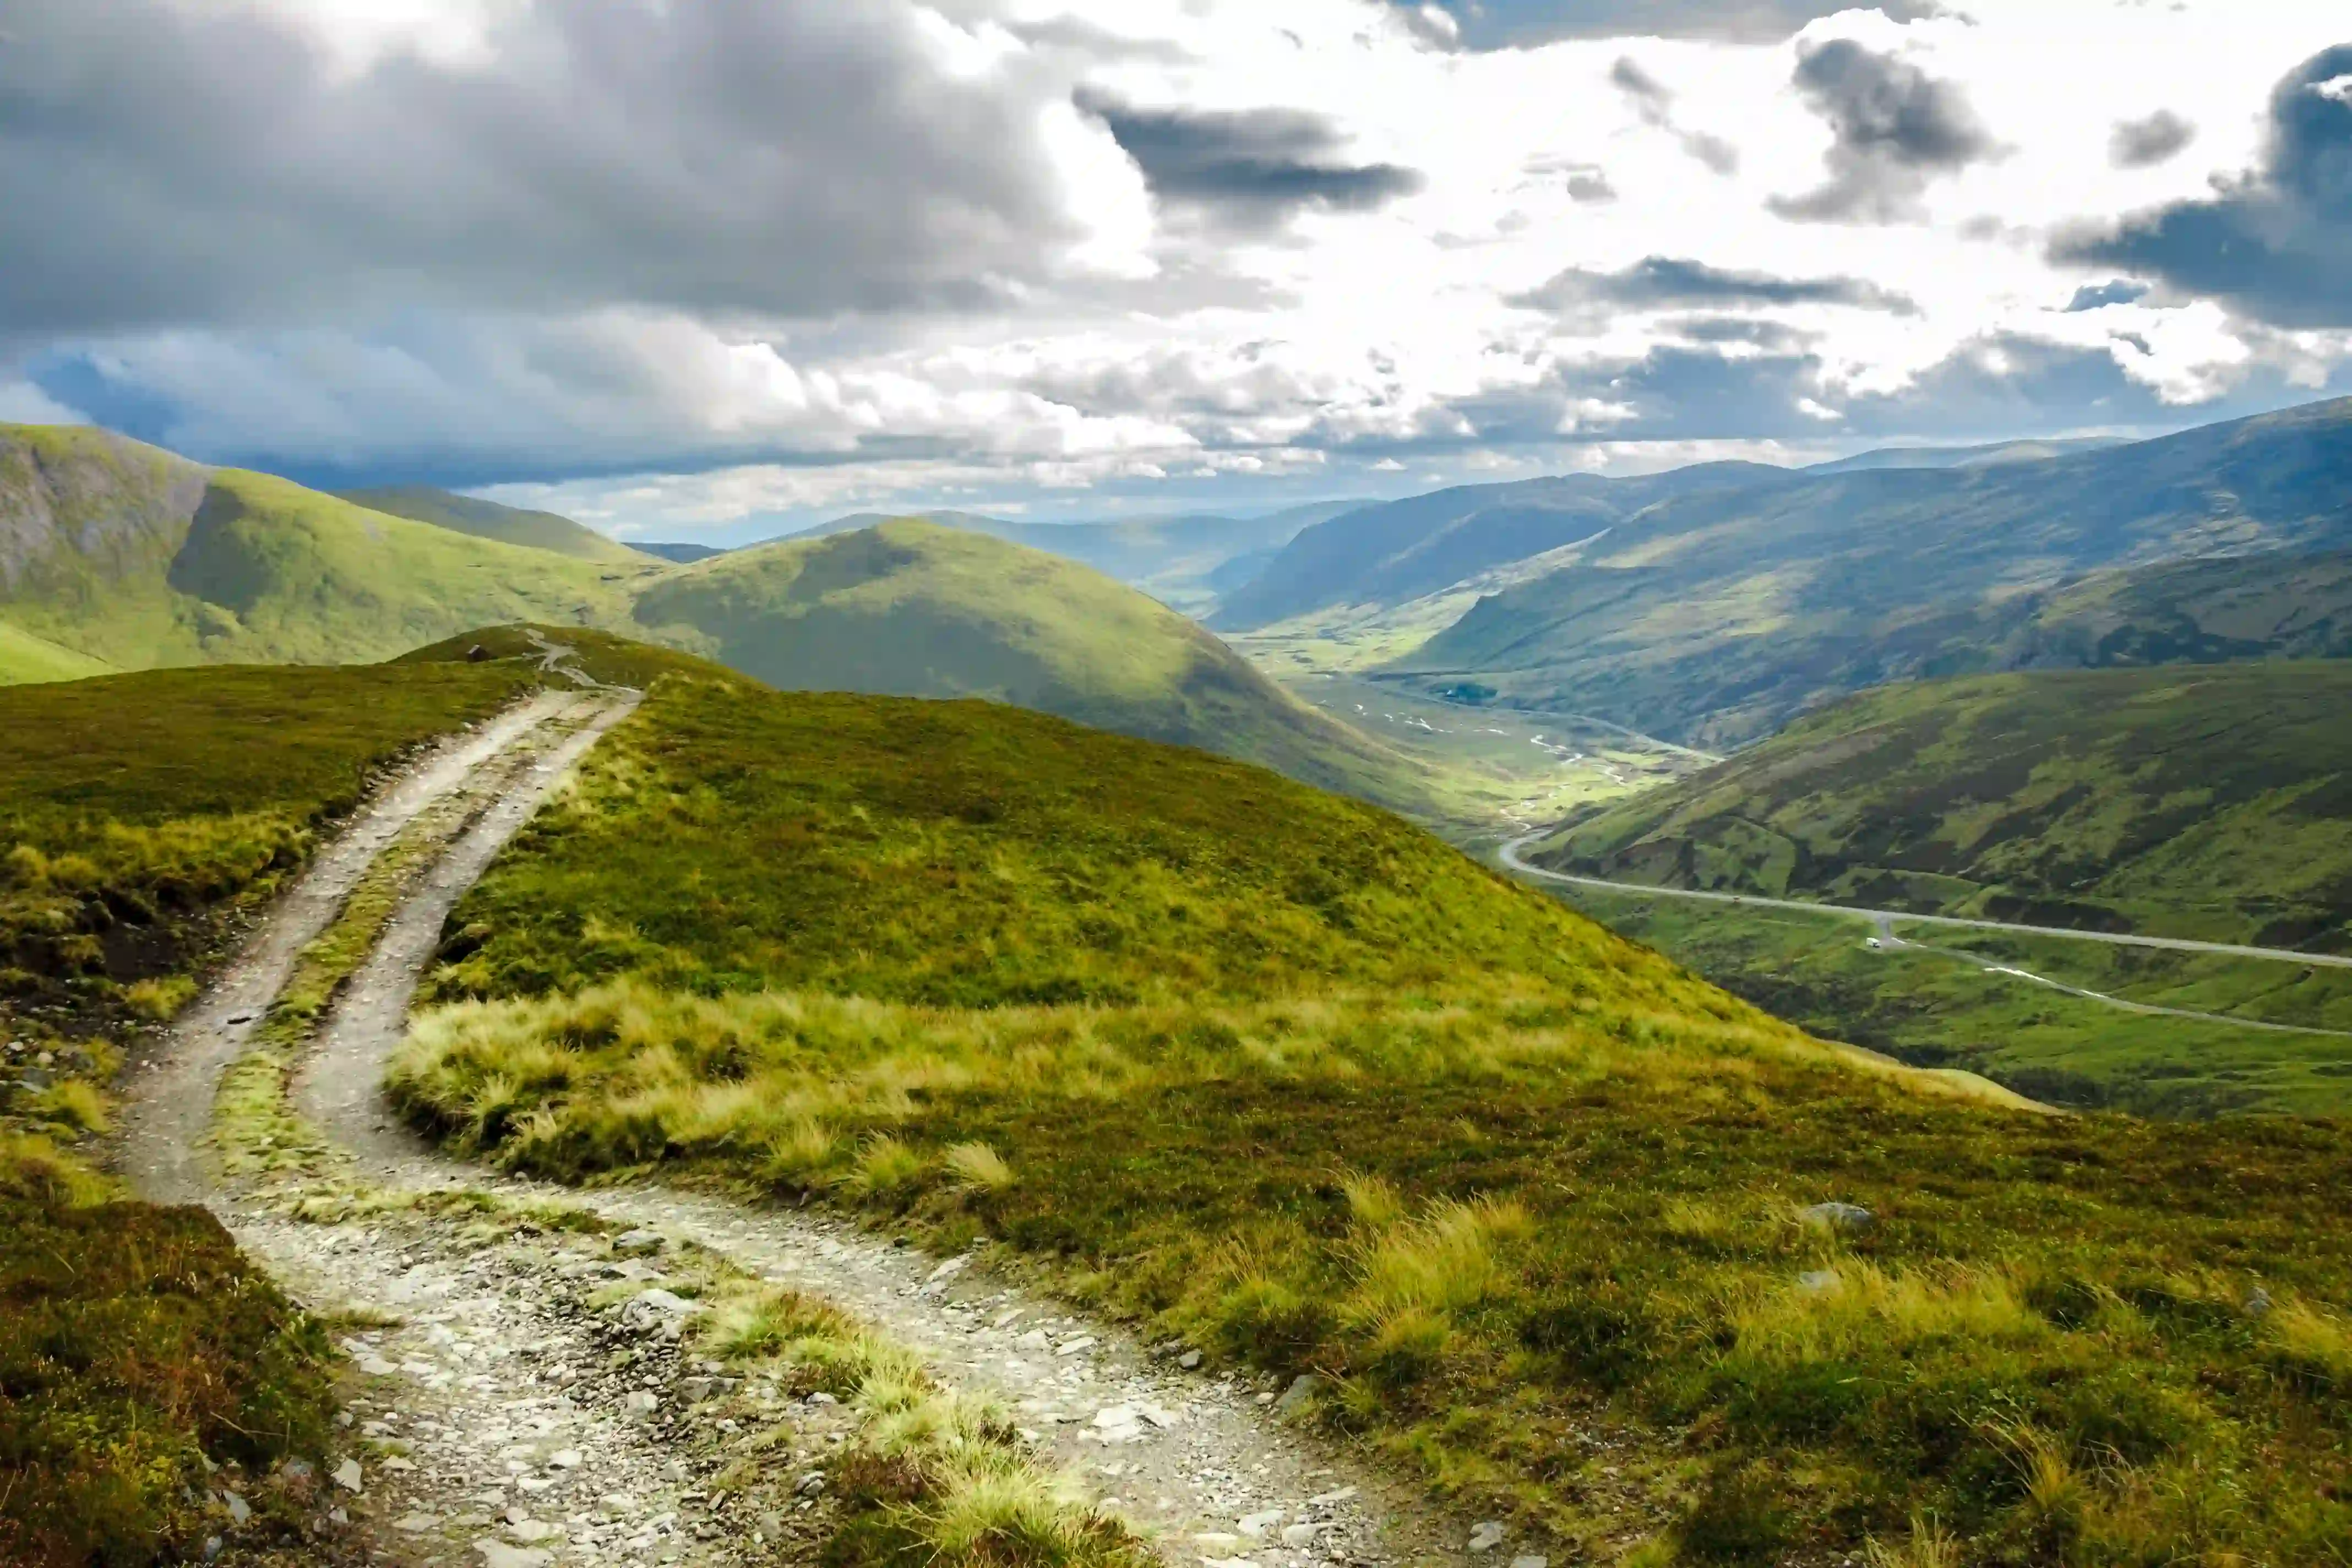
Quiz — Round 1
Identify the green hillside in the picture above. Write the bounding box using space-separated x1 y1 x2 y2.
0 425 629 668
389 671 2352 1566
0 619 110 685
630 520 1433 812
339 484 650 567
2002 547 2352 667
1531 662 2352 949
1390 397 2352 747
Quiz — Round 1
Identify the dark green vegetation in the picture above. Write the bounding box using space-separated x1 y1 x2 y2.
1221 396 2352 748
628 540 728 564
1550 885 2352 1116
393 674 2352 1566
629 520 1431 813
0 1199 335 1568
338 484 652 567
1533 662 2352 950
800 498 1366 614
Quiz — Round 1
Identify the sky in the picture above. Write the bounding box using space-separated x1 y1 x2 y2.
3 1 2350 541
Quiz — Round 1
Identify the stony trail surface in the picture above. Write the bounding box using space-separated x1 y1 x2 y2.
108 670 1501 1568
117 689 586 1205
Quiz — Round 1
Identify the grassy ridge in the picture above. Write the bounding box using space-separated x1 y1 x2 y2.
393 676 2352 1565
338 485 651 567
1534 663 2352 950
629 520 1436 817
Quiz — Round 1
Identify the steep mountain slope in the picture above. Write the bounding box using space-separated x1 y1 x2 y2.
338 485 647 567
0 619 110 685
1529 661 2352 948
1397 396 2352 747
631 520 1430 810
1210 464 1796 631
1 424 627 668
2000 547 2352 666
799 499 1366 612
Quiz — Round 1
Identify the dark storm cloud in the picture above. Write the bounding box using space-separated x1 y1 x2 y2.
1511 256 1918 313
2057 46 2352 328
1395 1 1948 51
2063 280 2148 313
1610 56 1738 173
0 0 1101 335
2109 109 2197 168
1770 38 1997 223
1077 93 1423 225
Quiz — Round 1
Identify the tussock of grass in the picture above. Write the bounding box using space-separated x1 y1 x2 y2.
944 1141 1015 1193
392 677 2352 1565
692 1279 1140 1568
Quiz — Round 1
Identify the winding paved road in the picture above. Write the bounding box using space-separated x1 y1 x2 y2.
1497 831 2352 972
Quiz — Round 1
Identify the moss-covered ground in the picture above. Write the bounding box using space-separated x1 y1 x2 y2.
390 674 2352 1566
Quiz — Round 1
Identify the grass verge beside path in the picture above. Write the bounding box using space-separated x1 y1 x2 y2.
391 674 2352 1566
0 660 530 1566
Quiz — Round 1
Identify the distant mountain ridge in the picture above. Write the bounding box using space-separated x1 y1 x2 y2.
1390 396 2352 747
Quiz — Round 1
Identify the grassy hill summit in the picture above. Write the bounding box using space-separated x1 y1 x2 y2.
629 518 1433 810
1529 661 2352 950
337 484 651 568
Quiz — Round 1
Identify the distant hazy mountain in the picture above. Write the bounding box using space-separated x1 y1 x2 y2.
795 500 1369 612
1392 396 2352 748
337 485 647 567
1209 464 1795 632
631 519 1429 812
1801 436 2125 476
628 541 729 564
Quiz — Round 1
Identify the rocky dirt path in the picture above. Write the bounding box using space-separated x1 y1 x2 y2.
113 674 1495 1568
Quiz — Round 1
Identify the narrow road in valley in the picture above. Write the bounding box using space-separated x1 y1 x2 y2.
109 656 1486 1568
1499 831 2352 972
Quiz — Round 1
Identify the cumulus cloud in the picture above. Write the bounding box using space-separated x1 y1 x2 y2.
2110 109 2198 168
1511 255 1918 313
0 0 1147 336
1076 92 1423 227
2058 46 2352 328
1770 38 1997 222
